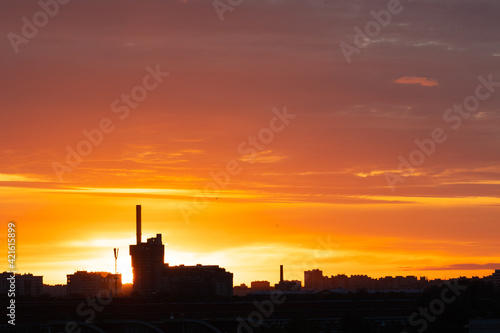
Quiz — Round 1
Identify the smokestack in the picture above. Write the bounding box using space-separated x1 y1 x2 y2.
136 205 142 244
280 265 284 282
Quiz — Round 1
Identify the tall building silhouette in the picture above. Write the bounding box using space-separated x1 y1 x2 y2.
129 205 233 297
129 205 164 295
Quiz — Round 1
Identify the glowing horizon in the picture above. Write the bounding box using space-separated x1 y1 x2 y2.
2 0 500 290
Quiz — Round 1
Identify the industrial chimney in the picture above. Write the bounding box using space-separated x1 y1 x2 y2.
280 265 284 282
136 205 142 244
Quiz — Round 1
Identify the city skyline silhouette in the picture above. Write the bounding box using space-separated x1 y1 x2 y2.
2 0 500 331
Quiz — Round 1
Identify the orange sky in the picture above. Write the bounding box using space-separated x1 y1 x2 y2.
1 0 500 286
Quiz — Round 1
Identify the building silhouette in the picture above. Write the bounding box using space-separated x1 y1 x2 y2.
129 205 165 295
42 284 67 297
161 264 233 297
304 269 432 291
494 269 500 286
274 265 301 291
129 205 233 297
233 283 250 296
0 272 43 297
67 271 121 297
304 269 324 290
251 280 272 291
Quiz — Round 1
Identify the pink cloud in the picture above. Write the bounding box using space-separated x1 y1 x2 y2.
394 76 439 87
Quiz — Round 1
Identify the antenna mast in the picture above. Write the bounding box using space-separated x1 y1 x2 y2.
113 248 119 295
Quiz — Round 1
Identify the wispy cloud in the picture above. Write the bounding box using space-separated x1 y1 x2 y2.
394 76 439 87
241 150 287 164
410 263 500 271
0 174 49 182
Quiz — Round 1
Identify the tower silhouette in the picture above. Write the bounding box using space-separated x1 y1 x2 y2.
129 205 164 295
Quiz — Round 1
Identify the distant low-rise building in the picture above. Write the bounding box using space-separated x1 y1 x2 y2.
349 274 376 290
0 272 43 297
43 284 67 298
326 274 349 289
251 280 272 291
161 264 233 298
67 271 121 297
18 273 43 296
494 269 500 286
304 270 434 291
234 283 250 296
304 269 324 290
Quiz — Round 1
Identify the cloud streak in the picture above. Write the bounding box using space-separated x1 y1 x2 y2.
394 76 439 87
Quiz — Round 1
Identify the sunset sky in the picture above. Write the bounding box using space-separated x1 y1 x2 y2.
1 0 500 286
